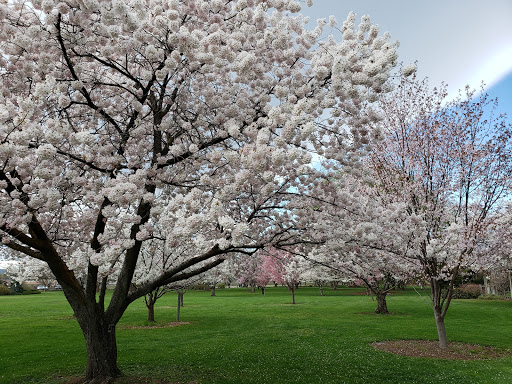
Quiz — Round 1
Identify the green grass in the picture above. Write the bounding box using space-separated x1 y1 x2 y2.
0 287 511 384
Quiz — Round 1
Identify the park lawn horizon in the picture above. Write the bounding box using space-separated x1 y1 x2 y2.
0 287 511 384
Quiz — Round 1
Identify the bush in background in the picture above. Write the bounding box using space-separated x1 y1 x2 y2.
453 283 482 299
0 284 10 295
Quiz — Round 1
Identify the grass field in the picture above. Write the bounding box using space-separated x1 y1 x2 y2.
0 286 511 384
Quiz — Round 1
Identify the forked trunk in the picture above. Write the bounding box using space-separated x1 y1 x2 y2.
375 293 389 314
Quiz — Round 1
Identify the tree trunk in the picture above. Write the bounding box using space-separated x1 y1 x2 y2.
251 284 255 293
147 301 155 322
434 310 448 349
430 278 451 349
180 291 184 307
319 286 324 296
375 293 389 314
261 286 265 295
291 287 295 304
210 286 216 296
176 291 181 322
76 313 121 382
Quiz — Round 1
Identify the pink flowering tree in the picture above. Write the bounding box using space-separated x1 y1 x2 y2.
263 249 308 304
0 0 397 380
236 251 272 294
368 75 512 347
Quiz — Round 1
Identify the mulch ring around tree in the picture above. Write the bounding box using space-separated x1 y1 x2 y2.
372 340 512 360
341 290 408 296
55 376 197 384
121 321 191 330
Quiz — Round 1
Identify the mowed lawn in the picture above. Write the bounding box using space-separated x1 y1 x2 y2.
0 287 511 384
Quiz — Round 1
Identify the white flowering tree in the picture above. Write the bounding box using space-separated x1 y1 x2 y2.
302 173 417 314
0 0 397 380
302 258 332 296
202 262 231 296
368 76 512 347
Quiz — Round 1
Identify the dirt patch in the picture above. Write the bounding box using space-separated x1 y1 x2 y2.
122 321 191 330
54 375 197 384
343 290 408 296
357 311 410 316
372 340 512 360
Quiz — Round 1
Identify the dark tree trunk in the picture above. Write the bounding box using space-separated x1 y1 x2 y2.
84 325 120 381
74 309 121 382
147 301 155 322
145 291 157 322
261 286 265 295
319 286 324 296
176 291 182 322
210 286 216 296
375 293 389 314
290 287 295 304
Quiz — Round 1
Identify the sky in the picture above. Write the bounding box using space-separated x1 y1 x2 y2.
301 0 512 117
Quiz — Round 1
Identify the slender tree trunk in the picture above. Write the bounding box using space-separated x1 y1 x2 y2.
176 291 181 322
319 286 324 296
180 291 184 307
434 310 448 349
210 286 216 296
261 286 265 295
375 292 389 314
430 279 450 349
290 287 295 304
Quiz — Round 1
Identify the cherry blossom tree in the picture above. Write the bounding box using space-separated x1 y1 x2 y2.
235 251 272 294
368 75 512 347
0 0 397 380
263 249 308 304
303 175 417 314
202 262 231 296
303 256 336 296
133 234 200 322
